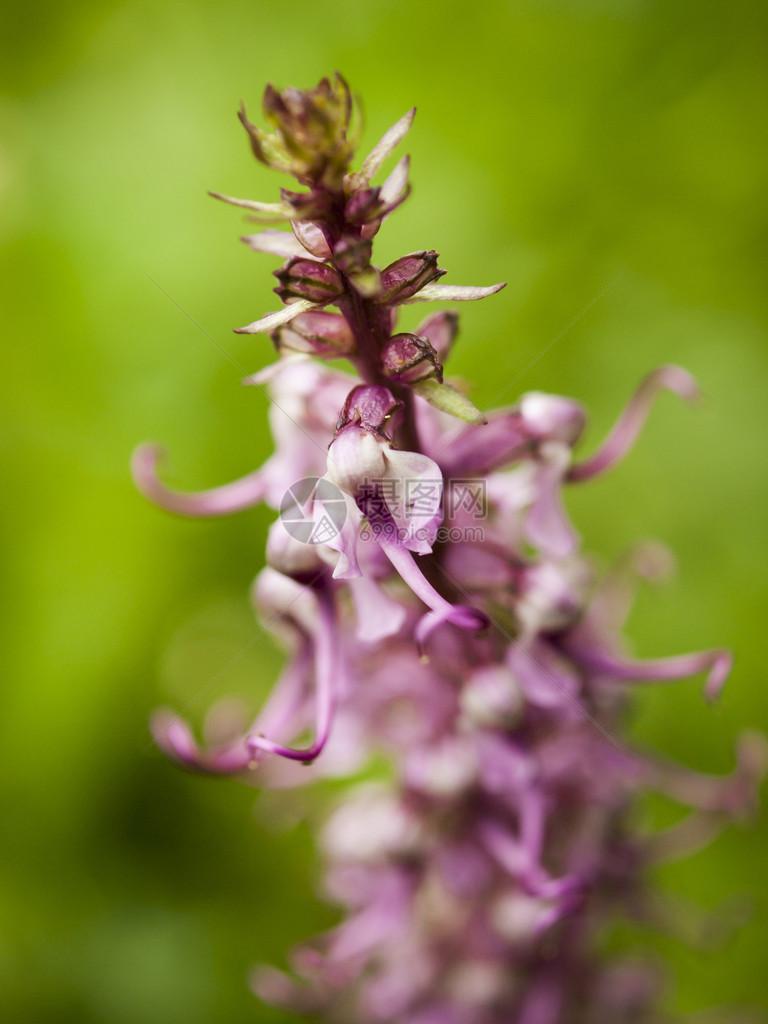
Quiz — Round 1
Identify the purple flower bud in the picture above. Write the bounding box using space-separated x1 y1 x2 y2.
280 187 333 220
376 251 446 305
273 257 343 304
381 333 443 384
332 234 373 275
271 310 356 357
336 384 401 437
334 236 380 298
344 187 382 225
291 219 332 259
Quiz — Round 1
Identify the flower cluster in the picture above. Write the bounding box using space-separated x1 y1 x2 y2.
135 75 763 1023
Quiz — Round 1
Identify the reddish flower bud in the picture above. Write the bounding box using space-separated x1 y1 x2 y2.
336 385 402 437
291 219 331 259
333 235 380 298
271 310 356 357
273 258 343 304
344 187 382 225
333 235 373 275
375 250 446 305
280 188 332 221
381 333 443 384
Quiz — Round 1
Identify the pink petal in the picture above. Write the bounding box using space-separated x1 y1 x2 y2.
569 366 700 482
132 444 266 517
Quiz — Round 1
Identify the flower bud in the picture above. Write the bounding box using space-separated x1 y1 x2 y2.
271 310 356 357
344 187 382 225
266 519 325 580
259 74 355 187
334 235 380 298
280 188 332 221
375 251 445 305
291 219 331 259
519 392 586 446
332 235 373 275
381 334 443 384
237 104 292 175
273 258 343 304
336 385 402 437
327 429 388 495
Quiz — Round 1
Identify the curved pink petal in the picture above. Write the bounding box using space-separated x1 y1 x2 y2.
151 709 252 774
562 639 732 701
645 731 767 813
247 590 337 763
526 455 578 558
132 444 266 517
568 366 700 483
507 641 582 713
380 540 487 650
382 448 443 554
323 493 364 580
349 573 407 642
438 412 531 477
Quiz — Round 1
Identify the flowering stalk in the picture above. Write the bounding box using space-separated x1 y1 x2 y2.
135 75 763 1023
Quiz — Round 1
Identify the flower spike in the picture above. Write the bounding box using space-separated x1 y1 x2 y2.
136 74 755 1024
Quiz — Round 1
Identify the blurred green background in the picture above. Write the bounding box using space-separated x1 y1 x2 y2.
1 0 767 1020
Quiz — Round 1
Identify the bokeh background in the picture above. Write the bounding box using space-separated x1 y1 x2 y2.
2 0 767 1020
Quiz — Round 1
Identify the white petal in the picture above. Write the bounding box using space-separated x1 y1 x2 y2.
327 429 387 494
241 230 320 260
234 300 321 335
403 282 507 303
208 191 295 220
352 108 416 187
380 154 410 205
383 449 443 553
